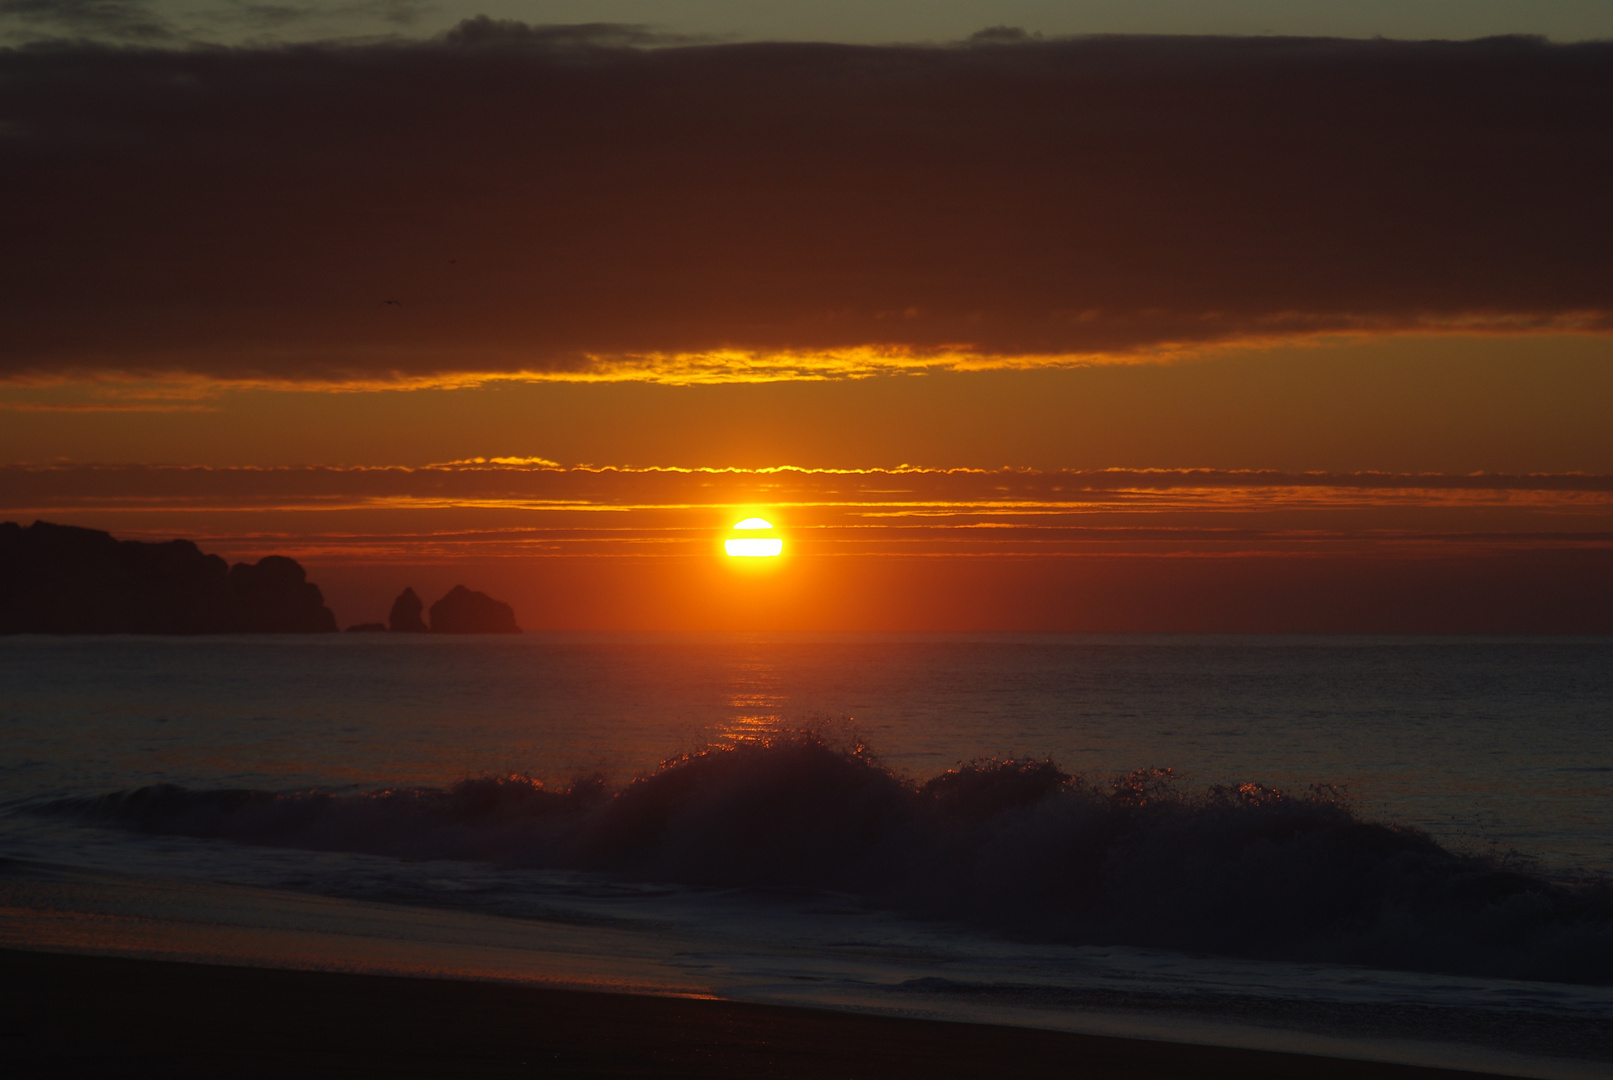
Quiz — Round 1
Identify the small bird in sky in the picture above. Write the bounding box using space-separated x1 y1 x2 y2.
382 300 402 306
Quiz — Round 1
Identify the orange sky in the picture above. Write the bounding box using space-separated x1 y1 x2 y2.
2 33 1610 631
4 450 1609 630
5 336 1612 473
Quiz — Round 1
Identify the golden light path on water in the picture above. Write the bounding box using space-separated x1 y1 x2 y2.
718 517 787 739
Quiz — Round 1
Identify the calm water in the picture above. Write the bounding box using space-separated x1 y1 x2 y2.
2 633 1611 1076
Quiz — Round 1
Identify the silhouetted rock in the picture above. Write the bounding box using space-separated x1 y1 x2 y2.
346 622 388 633
0 520 338 634
226 556 338 633
428 585 520 634
388 587 428 633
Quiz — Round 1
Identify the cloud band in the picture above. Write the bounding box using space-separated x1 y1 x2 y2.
1 30 1609 382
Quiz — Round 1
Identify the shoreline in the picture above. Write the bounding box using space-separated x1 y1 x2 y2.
2 947 1517 1079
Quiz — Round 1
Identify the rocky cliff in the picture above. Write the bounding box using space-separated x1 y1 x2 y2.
0 520 337 634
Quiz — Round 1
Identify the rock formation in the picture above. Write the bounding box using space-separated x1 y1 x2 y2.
346 622 388 633
0 520 337 634
224 555 339 633
387 587 428 632
428 585 521 634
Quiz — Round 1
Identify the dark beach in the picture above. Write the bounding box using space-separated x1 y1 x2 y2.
2 948 1515 1079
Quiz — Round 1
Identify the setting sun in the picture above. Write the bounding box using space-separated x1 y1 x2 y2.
726 517 783 557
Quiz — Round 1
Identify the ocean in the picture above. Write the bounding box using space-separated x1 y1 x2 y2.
1 633 1609 1076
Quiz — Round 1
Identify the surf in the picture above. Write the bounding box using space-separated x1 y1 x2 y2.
30 733 1613 986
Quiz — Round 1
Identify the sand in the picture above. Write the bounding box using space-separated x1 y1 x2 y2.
0 947 1515 1079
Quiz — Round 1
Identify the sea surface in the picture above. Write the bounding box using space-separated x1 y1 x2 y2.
1 633 1610 1077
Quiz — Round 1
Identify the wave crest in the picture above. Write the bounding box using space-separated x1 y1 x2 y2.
32 734 1613 985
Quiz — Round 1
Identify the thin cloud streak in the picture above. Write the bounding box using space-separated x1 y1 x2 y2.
2 31 1609 383
5 465 1610 564
7 463 1613 499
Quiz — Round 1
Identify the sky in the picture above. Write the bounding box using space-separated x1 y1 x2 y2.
4 0 1613 47
2 7 1610 631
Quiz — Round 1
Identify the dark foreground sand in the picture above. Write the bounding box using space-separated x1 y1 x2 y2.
1 948 1509 1079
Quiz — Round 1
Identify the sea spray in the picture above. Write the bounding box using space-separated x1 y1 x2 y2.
30 732 1613 985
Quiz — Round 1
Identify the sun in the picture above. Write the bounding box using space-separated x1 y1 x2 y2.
725 517 783 557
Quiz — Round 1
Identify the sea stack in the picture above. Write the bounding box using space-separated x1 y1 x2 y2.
387 587 428 632
428 585 521 634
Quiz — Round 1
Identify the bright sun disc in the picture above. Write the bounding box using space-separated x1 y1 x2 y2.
726 537 783 557
726 517 782 557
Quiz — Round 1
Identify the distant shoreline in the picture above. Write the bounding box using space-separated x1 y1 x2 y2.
1 520 519 635
0 948 1510 1080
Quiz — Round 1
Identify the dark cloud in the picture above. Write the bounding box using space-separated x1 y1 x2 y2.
364 0 428 29
968 26 1039 45
231 2 433 32
0 0 174 39
0 0 433 41
1 29 1609 382
442 16 698 49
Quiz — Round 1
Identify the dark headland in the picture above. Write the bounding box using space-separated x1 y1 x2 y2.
0 949 1511 1080
0 520 337 634
0 520 521 634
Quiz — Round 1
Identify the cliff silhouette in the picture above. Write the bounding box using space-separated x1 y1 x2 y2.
0 520 337 634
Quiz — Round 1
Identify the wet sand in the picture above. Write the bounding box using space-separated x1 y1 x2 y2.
0 947 1513 1079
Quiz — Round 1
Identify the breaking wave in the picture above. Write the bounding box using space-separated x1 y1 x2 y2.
31 734 1613 985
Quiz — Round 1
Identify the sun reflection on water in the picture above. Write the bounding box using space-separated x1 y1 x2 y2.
718 653 787 742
